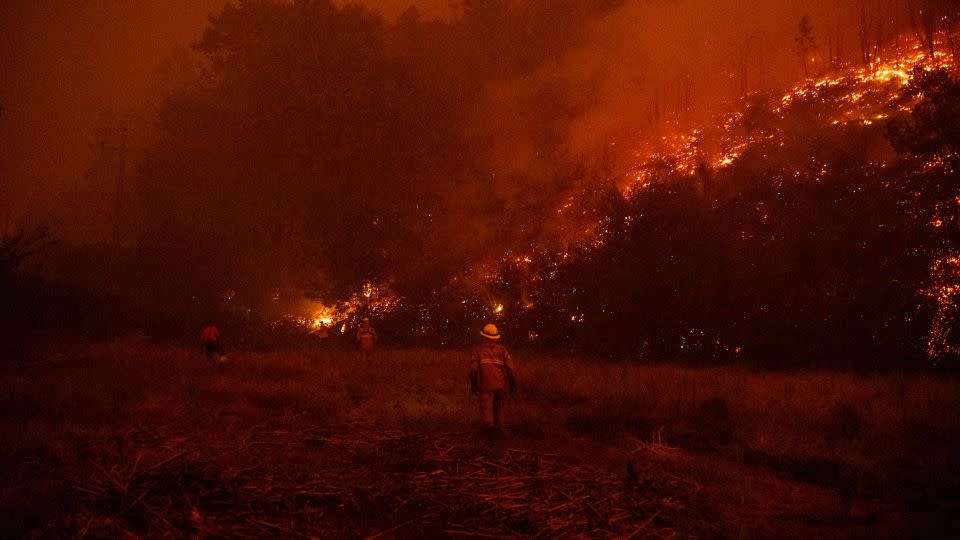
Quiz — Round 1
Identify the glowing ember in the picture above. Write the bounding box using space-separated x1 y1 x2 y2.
925 254 960 364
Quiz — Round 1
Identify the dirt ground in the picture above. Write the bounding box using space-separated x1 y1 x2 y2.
1 341 958 538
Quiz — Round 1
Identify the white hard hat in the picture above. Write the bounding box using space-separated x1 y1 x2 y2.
480 323 500 340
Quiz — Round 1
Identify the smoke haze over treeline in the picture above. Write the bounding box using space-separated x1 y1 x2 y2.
4 0 960 366
2 0 905 234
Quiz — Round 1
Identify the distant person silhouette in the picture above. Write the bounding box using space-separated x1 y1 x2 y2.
200 320 225 364
316 322 330 342
355 317 377 363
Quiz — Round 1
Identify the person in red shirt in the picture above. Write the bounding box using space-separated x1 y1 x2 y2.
200 320 224 364
470 323 517 435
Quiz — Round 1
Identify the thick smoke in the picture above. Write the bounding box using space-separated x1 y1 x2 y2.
464 1 851 174
1 0 920 316
401 1 865 266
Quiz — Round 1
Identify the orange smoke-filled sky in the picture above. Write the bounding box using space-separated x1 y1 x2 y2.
0 0 451 228
1 0 849 232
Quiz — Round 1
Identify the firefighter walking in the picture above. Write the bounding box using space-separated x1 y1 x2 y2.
355 317 378 364
200 320 225 365
470 323 517 435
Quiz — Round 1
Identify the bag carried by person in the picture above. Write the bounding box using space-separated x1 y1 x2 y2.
505 367 518 394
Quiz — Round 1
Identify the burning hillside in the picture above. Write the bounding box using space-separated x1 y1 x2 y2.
396 43 960 366
626 47 948 193
269 43 960 368
105 31 957 369
8 0 960 371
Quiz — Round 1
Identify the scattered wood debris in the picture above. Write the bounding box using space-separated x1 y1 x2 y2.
70 426 720 538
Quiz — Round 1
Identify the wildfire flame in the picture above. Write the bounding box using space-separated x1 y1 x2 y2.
278 281 400 334
619 44 951 202
270 40 957 361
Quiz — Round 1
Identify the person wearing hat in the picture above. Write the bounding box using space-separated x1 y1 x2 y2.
470 323 517 434
355 317 378 363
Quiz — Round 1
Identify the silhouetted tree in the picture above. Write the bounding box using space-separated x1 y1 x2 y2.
137 0 462 303
794 15 818 78
1 227 49 280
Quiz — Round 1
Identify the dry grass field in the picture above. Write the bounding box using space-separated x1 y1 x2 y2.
2 340 959 538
